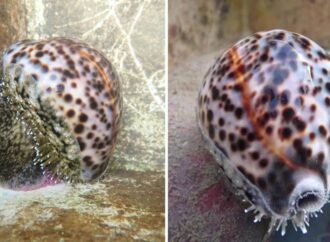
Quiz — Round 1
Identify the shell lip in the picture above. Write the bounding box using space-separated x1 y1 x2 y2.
294 191 325 213
288 172 327 214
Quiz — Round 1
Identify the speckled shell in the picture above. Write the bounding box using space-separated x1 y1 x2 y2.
197 29 330 234
2 38 121 182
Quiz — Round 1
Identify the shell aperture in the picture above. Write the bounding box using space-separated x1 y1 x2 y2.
0 38 121 190
197 29 330 235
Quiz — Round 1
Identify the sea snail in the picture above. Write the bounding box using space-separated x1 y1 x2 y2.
0 38 121 190
197 29 330 235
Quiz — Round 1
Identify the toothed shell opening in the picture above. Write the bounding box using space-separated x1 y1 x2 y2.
290 173 326 213
296 191 322 212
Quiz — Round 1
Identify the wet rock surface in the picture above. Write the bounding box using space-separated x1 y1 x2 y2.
0 170 164 241
0 0 27 51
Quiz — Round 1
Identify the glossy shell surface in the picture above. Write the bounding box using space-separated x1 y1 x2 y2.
2 38 121 184
197 29 330 234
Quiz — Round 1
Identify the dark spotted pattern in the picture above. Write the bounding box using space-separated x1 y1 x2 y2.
197 30 330 227
3 38 122 181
